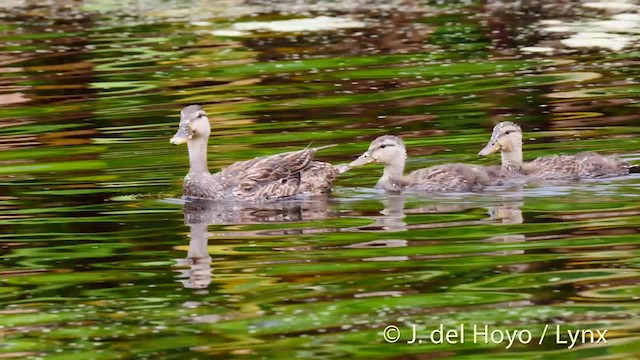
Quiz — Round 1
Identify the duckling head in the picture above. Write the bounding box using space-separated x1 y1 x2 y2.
170 105 211 145
478 121 522 156
350 135 407 167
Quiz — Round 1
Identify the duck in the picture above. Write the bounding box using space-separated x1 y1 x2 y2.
170 105 348 201
478 121 636 180
349 135 502 193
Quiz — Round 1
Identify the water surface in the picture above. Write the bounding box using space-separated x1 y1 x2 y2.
2 0 640 359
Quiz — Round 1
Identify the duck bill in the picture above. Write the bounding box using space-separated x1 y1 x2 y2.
170 124 191 145
349 151 374 167
335 164 351 173
478 141 500 157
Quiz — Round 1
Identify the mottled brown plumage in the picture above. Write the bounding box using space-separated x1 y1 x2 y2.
349 135 502 193
479 121 631 180
171 105 345 201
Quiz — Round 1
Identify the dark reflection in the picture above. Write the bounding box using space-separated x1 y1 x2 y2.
182 197 334 224
175 198 335 289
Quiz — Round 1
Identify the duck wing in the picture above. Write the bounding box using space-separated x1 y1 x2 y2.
220 148 315 200
299 161 341 195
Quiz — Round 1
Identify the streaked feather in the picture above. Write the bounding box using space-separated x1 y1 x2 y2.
185 148 341 201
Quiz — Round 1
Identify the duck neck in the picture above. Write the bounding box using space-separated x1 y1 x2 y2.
382 162 405 182
501 141 523 173
378 157 406 192
187 136 210 175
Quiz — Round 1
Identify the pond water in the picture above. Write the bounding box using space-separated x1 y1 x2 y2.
2 0 640 358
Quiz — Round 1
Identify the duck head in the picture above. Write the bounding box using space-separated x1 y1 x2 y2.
349 135 407 167
170 105 211 145
478 121 522 157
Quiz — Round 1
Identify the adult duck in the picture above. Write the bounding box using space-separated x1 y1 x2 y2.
171 105 347 201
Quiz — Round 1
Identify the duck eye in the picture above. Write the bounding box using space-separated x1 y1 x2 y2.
380 144 387 149
504 130 512 135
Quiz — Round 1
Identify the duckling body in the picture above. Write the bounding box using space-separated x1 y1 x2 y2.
479 122 631 180
350 135 503 193
404 163 496 192
171 105 344 201
526 153 628 180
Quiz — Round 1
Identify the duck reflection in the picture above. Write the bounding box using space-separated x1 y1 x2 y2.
175 222 212 289
181 198 334 225
371 194 407 231
175 191 527 289
174 198 335 289
485 200 526 246
360 191 525 233
488 201 524 225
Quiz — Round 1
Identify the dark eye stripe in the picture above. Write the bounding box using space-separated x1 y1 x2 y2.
380 143 395 149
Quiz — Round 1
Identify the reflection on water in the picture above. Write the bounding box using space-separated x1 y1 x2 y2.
2 0 640 358
175 198 337 289
176 222 212 290
174 193 527 290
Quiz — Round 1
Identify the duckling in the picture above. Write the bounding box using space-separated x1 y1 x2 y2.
349 135 500 193
171 105 347 201
478 121 633 180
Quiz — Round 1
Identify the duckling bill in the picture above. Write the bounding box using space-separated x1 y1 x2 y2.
171 105 348 201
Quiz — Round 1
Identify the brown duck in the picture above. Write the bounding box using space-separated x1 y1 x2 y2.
478 121 637 180
170 105 348 201
349 135 501 193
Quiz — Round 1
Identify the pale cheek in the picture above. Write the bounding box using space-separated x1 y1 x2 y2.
376 153 390 163
194 126 209 137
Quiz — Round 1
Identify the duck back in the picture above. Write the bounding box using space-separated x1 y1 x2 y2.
299 161 340 196
184 148 344 201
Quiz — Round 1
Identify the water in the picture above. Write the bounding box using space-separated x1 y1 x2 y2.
2 0 640 358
